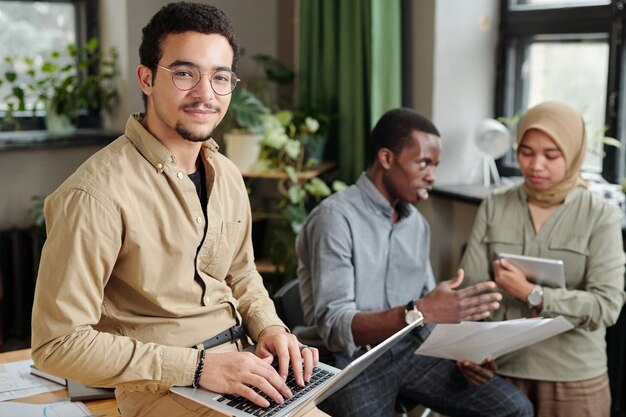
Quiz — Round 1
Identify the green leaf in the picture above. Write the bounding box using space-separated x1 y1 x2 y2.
304 177 331 198
41 62 57 73
603 136 622 148
5 71 17 82
252 54 295 85
226 89 270 132
284 166 298 183
332 180 349 192
287 185 305 205
86 37 99 50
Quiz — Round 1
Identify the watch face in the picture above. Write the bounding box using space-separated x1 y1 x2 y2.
405 309 422 324
528 286 543 307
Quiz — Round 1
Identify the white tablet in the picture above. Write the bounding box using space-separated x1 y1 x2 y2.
496 252 565 288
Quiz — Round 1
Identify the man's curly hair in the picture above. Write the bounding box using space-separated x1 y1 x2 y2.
138 2 241 107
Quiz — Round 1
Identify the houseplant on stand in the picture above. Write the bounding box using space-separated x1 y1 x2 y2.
257 114 346 293
1 37 118 133
220 87 273 173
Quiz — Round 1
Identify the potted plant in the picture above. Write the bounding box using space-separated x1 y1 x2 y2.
1 37 118 134
220 87 274 173
255 113 346 285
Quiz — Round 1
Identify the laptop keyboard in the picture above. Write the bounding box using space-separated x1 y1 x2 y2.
216 366 333 416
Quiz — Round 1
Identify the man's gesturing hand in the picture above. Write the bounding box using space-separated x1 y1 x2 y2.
199 351 292 408
417 269 501 323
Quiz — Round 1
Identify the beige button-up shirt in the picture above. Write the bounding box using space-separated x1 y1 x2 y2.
31 114 285 391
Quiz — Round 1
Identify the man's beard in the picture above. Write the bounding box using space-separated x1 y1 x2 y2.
175 122 213 143
175 100 220 142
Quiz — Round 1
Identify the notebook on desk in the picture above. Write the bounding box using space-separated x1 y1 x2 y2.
67 379 115 401
171 317 423 417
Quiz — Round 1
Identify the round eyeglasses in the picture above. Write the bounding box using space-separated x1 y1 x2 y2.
156 64 240 96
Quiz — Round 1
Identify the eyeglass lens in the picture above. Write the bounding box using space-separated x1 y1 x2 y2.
165 64 238 95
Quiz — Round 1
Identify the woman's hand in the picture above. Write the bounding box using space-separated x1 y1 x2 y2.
456 356 497 386
493 258 534 302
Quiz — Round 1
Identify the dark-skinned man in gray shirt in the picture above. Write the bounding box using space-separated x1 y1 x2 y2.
296 108 533 417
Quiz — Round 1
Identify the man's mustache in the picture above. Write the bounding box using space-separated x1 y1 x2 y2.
179 100 220 112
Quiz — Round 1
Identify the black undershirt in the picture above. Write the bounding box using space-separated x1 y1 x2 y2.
188 158 208 219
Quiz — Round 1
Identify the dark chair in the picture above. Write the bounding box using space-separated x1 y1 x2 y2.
273 279 305 330
273 279 334 365
272 279 431 417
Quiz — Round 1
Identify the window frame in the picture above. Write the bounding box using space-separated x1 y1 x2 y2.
0 0 101 131
496 0 625 182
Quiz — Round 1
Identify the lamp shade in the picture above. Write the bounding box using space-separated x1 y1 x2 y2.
474 118 512 158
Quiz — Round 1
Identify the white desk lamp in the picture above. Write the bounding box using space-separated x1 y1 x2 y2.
474 119 513 187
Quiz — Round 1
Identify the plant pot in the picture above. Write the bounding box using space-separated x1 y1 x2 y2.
44 102 77 135
224 130 264 173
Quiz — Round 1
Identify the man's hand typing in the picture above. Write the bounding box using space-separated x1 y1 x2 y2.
199 351 292 408
256 326 320 387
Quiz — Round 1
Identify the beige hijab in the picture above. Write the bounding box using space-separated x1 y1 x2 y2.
516 101 587 207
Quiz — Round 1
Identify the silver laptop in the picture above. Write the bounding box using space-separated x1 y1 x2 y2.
171 317 423 417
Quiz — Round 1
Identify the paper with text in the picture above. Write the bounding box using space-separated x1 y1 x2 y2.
0 400 91 417
415 316 574 363
0 359 64 401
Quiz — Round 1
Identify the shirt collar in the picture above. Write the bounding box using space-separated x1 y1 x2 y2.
356 173 412 220
125 113 220 174
516 182 581 206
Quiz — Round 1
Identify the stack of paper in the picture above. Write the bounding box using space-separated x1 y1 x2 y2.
0 400 91 417
0 359 65 401
415 316 574 363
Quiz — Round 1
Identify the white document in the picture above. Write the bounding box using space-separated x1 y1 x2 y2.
415 316 574 363
0 400 91 417
0 359 65 401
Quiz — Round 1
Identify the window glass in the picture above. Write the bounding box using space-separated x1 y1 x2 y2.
525 39 609 171
504 37 609 173
0 1 76 113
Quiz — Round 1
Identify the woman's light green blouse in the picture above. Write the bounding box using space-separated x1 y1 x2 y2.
460 185 626 381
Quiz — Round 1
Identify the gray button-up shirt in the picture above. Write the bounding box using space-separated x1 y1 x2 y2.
296 173 435 359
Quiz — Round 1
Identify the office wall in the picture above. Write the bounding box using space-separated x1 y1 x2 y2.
409 0 500 279
409 0 499 186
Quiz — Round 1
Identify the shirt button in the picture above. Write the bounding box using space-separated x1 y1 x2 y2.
156 163 163 169
196 216 202 224
177 171 184 179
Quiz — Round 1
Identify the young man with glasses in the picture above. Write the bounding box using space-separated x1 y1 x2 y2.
296 108 533 416
31 3 321 416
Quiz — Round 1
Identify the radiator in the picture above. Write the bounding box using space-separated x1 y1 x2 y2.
0 226 43 349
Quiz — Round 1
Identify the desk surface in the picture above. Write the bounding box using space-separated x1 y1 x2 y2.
0 349 119 416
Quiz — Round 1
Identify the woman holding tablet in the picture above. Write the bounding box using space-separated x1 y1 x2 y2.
458 101 625 417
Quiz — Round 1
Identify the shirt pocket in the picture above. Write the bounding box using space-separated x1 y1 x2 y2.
548 235 588 289
483 226 523 258
201 220 242 281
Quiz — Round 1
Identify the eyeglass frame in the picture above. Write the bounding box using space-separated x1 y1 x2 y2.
155 63 240 96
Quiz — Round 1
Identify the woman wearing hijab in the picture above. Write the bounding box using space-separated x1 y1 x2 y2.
457 101 626 417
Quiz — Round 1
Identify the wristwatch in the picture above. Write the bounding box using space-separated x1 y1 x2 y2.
405 300 424 326
527 284 544 308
